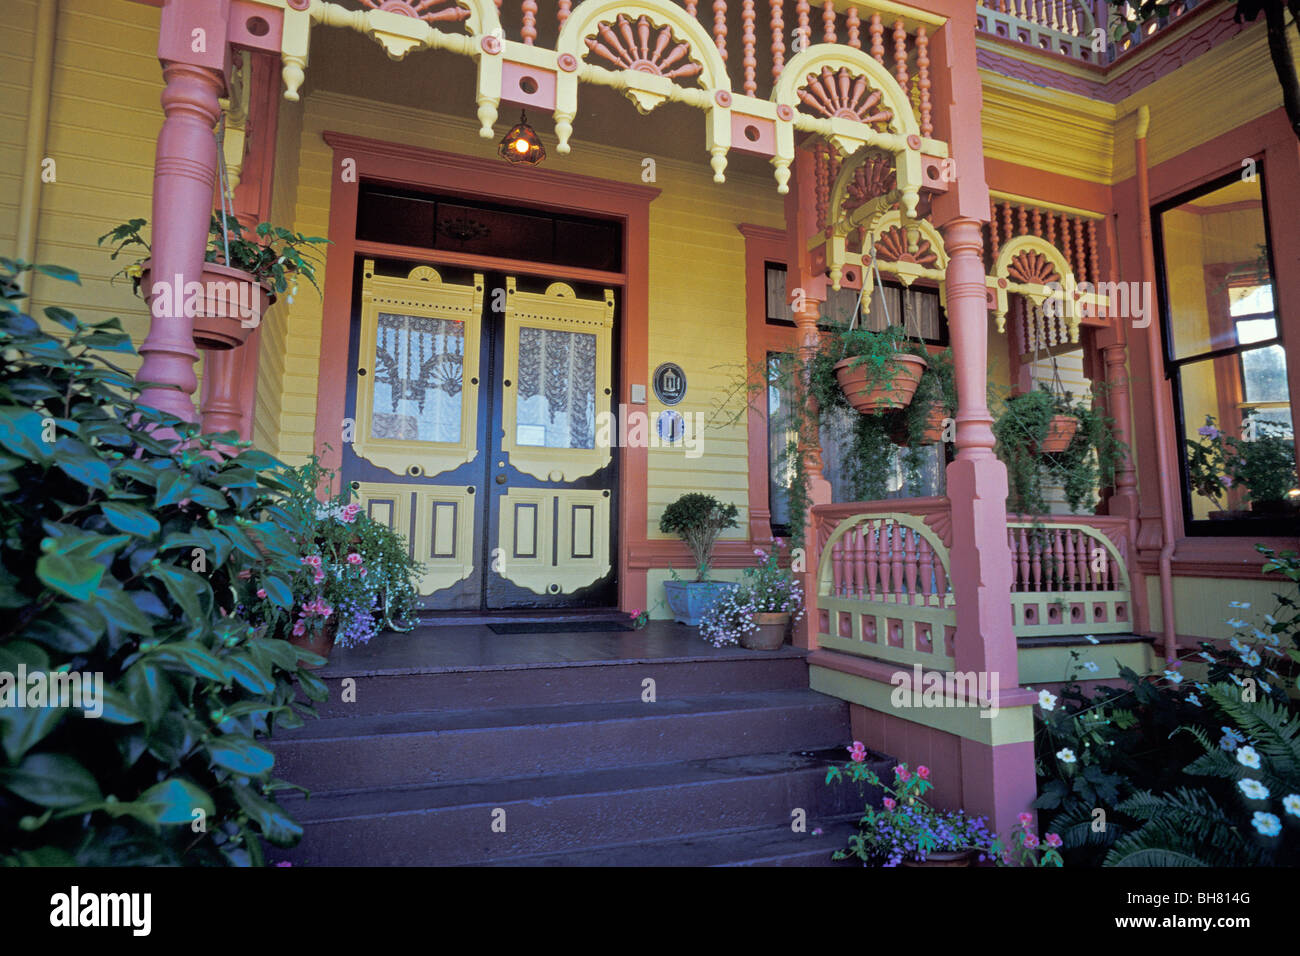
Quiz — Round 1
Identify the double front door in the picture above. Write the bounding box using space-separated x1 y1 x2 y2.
342 257 619 610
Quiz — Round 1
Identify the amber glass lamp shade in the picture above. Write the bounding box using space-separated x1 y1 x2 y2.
498 112 546 167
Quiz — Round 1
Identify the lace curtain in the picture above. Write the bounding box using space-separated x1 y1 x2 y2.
515 326 597 449
370 312 465 443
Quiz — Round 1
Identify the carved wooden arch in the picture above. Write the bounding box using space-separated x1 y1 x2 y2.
773 45 921 143
987 235 1104 344
818 144 924 290
556 0 729 91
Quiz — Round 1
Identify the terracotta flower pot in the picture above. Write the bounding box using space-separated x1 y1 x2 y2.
834 352 928 414
900 849 974 868
1036 414 1078 454
140 261 274 351
742 612 790 650
287 618 337 665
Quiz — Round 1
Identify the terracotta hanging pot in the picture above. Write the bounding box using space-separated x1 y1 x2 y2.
742 612 791 651
890 403 950 446
139 260 274 351
1036 414 1078 454
834 352 928 414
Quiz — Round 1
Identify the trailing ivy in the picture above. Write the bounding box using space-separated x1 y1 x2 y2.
0 258 326 866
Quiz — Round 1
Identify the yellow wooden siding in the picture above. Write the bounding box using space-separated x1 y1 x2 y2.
1147 575 1288 643
0 0 38 256
24 0 163 355
273 90 783 538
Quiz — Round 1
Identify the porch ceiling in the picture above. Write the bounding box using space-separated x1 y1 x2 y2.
306 25 780 183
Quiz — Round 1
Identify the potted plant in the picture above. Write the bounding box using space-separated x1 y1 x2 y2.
827 756 1008 867
1185 417 1242 518
659 493 741 625
1228 417 1298 515
98 214 328 350
992 385 1126 516
823 323 929 415
699 539 805 649
888 347 955 447
237 458 422 664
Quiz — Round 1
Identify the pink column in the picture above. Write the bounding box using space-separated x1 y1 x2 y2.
199 348 245 436
791 297 833 649
136 61 224 424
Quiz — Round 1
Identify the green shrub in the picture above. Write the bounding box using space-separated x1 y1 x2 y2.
658 493 739 582
0 259 326 866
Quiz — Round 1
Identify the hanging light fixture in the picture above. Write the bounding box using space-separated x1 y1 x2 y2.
498 111 546 167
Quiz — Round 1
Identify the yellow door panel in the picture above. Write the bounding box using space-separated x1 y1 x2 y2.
354 481 477 597
496 489 611 595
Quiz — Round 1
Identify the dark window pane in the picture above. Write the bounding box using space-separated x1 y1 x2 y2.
1241 344 1289 404
357 190 435 248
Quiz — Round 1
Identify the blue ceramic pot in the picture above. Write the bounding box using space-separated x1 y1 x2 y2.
662 579 740 626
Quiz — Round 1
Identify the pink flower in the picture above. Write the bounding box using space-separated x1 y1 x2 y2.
1045 833 1062 848
237 569 252 580
848 741 867 763
894 765 911 782
347 552 363 565
773 537 785 549
1018 811 1034 828
916 765 930 780
341 503 362 523
302 554 322 569
360 568 367 577
883 797 896 810
292 621 306 637
313 570 325 585
256 588 266 599
1022 832 1040 848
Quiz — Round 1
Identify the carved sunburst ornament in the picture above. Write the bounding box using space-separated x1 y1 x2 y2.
1007 250 1060 286
584 15 703 81
356 0 471 23
797 67 894 128
875 225 937 266
845 153 896 213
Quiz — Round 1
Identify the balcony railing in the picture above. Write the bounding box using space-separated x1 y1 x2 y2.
810 499 1134 671
976 0 1204 65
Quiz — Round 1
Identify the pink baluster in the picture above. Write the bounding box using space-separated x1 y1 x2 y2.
1030 533 1043 591
823 0 835 42
1007 529 1019 590
1077 531 1092 590
522 0 537 44
1052 530 1066 592
1066 529 1078 590
742 0 757 96
852 523 867 598
918 538 935 603
714 0 728 61
903 527 917 605
1018 528 1031 592
916 25 931 138
832 534 845 597
846 6 860 48
686 0 697 16
770 0 784 80
557 0 571 28
869 12 884 63
892 19 907 91
890 522 904 601
865 522 879 600
796 0 811 52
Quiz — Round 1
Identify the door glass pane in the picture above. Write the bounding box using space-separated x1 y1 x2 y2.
371 312 465 443
516 326 597 449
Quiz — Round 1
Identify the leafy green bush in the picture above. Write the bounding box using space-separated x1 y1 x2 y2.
0 259 326 866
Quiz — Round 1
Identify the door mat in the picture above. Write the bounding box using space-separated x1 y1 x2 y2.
486 620 635 634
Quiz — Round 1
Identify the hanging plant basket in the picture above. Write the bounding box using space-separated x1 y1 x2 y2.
139 260 275 351
1036 414 1078 454
889 403 950 446
834 352 928 415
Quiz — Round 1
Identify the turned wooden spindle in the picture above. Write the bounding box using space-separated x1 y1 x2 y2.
918 538 935 602
1018 528 1031 590
890 523 905 599
796 0 811 52
892 19 908 90
1073 217 1088 280
869 12 884 62
823 0 835 42
742 0 757 95
1052 531 1066 591
521 0 537 43
1016 203 1028 235
916 26 931 137
714 0 728 61
1076 531 1091 590
903 528 918 604
686 0 697 17
846 6 860 48
865 523 879 600
1001 202 1013 244
852 525 867 598
1087 219 1099 285
770 0 785 79
988 200 1001 261
1060 214 1074 276
832 535 845 596
558 0 571 28
1045 207 1056 245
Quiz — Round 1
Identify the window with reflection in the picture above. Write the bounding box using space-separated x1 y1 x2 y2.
1154 167 1297 533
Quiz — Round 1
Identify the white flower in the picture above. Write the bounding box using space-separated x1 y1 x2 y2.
1235 746 1262 770
1259 678 1272 694
1187 694 1202 707
1226 617 1247 629
1252 812 1282 837
1238 778 1269 800
1082 661 1099 673
1240 649 1261 668
1084 635 1099 645
1265 613 1276 625
1197 651 1217 663
1163 669 1183 684
1056 748 1077 764
1229 601 1251 609
1283 794 1300 818
1038 689 1058 712
1230 637 1246 654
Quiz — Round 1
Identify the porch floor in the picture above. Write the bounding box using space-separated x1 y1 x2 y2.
319 619 807 676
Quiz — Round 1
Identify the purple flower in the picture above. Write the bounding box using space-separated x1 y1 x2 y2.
1198 425 1219 439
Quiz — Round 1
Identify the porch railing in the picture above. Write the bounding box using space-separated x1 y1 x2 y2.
810 500 1134 669
975 0 1203 65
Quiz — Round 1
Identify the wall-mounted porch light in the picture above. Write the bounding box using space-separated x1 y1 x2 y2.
498 111 546 167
